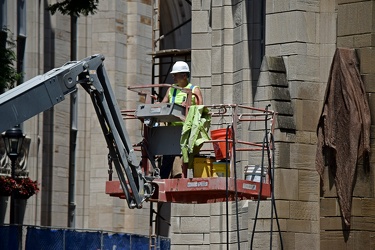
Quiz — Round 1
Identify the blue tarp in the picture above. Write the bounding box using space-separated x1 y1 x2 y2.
0 225 19 250
22 226 170 250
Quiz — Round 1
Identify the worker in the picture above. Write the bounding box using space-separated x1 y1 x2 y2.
161 61 203 106
159 61 203 178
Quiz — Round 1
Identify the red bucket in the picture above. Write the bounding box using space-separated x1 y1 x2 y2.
210 128 232 160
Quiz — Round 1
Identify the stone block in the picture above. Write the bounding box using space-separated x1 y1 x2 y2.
320 231 350 249
273 142 291 169
276 115 296 130
290 143 317 170
210 215 226 232
223 45 234 73
223 28 234 45
271 86 290 101
170 233 206 245
298 169 319 201
307 42 320 56
211 74 223 87
320 56 333 85
362 74 375 93
274 200 290 219
358 47 375 74
294 99 321 132
296 11 317 43
223 73 235 87
247 200 272 219
233 43 245 72
295 131 313 144
210 201 227 215
321 166 337 197
248 232 279 249
290 201 319 220
286 55 320 82
294 233 319 250
280 43 307 55
189 246 210 250
249 218 287 232
194 203 212 216
168 245 189 250
196 76 212 89
352 231 372 250
170 217 181 232
191 50 212 77
320 198 340 217
266 11 317 44
180 216 210 233
268 72 289 87
211 0 223 7
351 216 375 231
352 161 372 198
350 197 362 217
320 0 337 12
338 1 373 36
192 33 212 49
255 86 290 101
321 216 345 231
368 93 375 125
211 7 224 30
266 12 293 44
211 47 223 74
260 56 286 73
192 11 210 33
286 219 311 233
273 100 293 114
319 12 337 44
172 203 195 216
273 168 299 200
337 0 364 3
265 44 282 56
212 30 223 46
223 5 236 29
337 35 354 48
354 33 373 48
192 0 201 10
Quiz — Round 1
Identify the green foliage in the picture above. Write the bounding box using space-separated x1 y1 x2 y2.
47 0 100 17
0 28 22 93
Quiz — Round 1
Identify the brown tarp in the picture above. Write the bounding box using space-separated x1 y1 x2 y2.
316 47 371 226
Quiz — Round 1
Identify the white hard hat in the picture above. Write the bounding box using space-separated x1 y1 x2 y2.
170 61 190 74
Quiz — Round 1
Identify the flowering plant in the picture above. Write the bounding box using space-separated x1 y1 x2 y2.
14 177 40 199
0 176 17 196
0 176 39 199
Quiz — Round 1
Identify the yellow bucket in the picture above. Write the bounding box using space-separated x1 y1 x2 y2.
193 157 215 177
212 162 230 177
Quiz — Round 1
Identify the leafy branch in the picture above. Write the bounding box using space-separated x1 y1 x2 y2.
0 28 23 93
46 0 100 17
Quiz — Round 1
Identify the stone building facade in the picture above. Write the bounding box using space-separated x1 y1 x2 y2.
1 0 375 249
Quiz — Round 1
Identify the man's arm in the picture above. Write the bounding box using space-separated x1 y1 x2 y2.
161 87 171 103
194 87 203 105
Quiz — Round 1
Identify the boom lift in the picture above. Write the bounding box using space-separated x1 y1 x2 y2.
0 54 275 209
0 54 151 209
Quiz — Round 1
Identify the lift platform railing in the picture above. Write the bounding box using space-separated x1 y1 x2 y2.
106 84 277 204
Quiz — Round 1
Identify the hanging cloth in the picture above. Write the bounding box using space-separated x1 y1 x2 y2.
316 47 371 226
180 105 211 168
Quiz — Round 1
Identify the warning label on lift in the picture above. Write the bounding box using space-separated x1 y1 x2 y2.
243 183 257 190
187 181 209 188
150 107 161 113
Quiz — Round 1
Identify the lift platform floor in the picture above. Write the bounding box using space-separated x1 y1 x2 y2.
105 178 271 204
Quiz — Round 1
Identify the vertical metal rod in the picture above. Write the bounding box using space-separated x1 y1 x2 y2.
68 14 78 228
10 159 16 225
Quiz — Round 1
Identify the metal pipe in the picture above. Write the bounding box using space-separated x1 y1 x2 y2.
68 14 78 228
